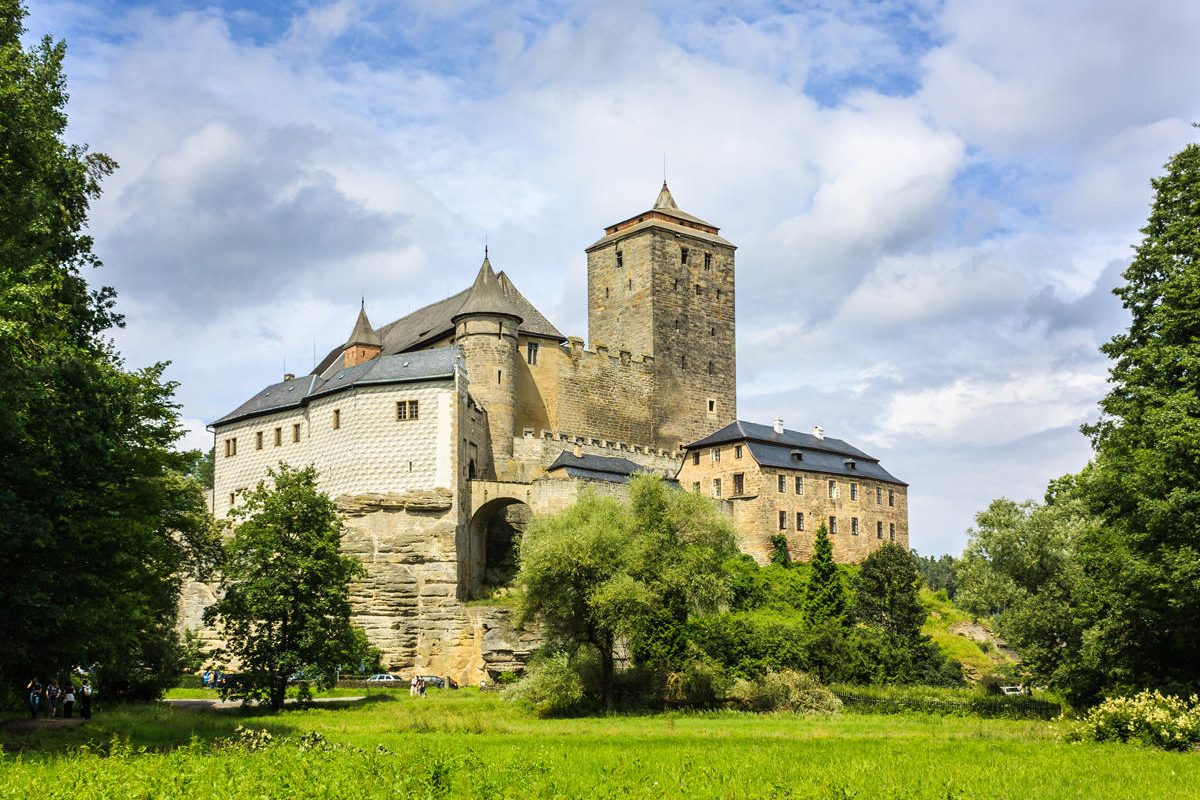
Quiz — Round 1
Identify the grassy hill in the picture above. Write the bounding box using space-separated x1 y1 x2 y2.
921 588 1017 681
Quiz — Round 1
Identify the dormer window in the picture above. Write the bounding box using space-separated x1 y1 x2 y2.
844 458 856 470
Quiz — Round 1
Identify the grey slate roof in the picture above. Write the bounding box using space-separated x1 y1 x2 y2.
685 420 907 486
313 263 564 377
587 184 733 250
546 451 659 484
346 305 382 347
454 256 522 320
213 347 460 427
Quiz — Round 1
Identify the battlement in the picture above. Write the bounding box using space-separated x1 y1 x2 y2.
563 336 655 369
512 428 681 479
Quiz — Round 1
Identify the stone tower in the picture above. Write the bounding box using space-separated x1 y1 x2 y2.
585 183 737 448
453 254 522 478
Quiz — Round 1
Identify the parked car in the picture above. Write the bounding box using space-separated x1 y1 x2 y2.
1000 685 1025 696
416 675 446 689
366 674 402 683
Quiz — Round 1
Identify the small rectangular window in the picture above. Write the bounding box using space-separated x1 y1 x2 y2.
224 438 237 457
616 250 623 268
673 278 679 290
229 493 235 506
711 448 720 462
692 482 700 494
828 480 838 499
877 521 884 539
674 319 680 332
733 473 744 495
707 361 714 375
695 284 702 296
796 512 805 531
397 400 419 421
707 399 716 413
829 516 838 534
888 489 895 507
527 342 539 365
712 478 721 498
255 431 263 450
717 289 723 299
850 483 858 501
876 487 883 504
692 451 700 465
273 427 282 447
778 510 787 530
734 445 743 459
333 409 341 429
778 475 786 493
710 325 716 336
704 252 712 270
851 517 859 536
795 476 803 495
681 247 689 265
292 423 301 442
889 523 896 541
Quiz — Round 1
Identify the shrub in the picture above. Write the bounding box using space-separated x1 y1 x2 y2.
726 670 842 714
502 652 584 716
663 658 726 707
1075 690 1200 751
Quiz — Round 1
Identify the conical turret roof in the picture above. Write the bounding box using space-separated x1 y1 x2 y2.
654 181 679 210
453 253 524 322
346 304 382 348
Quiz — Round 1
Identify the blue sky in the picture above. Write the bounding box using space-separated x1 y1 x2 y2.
22 0 1200 555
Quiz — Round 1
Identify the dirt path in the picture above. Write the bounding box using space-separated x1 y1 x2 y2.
0 717 88 736
163 696 366 711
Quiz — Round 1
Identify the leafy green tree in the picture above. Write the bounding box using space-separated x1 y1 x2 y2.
911 550 958 597
0 0 213 697
769 533 791 566
855 544 925 639
204 465 369 710
1074 140 1200 699
803 524 848 626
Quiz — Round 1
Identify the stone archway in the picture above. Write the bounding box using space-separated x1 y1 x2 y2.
464 497 531 599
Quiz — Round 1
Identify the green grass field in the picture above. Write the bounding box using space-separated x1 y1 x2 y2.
1 688 1196 799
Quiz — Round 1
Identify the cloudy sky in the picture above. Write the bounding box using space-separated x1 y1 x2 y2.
24 0 1200 555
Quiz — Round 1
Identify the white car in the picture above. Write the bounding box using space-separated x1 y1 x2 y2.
365 673 401 683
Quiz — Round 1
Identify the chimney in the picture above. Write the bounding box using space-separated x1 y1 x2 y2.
773 418 784 435
573 443 583 458
812 425 824 440
284 372 295 382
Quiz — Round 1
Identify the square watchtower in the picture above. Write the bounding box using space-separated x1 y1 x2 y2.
585 183 737 448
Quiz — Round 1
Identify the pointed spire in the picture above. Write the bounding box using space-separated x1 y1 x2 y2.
654 181 678 210
454 253 523 322
346 304 381 348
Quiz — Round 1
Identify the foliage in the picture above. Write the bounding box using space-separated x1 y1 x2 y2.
502 651 584 716
1073 690 1200 751
802 523 848 626
517 475 737 709
662 657 726 708
0 0 215 696
831 683 1063 719
855 544 926 638
726 670 842 714
911 550 958 597
203 465 370 710
768 533 790 566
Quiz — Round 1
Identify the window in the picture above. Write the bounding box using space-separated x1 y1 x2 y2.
876 487 883 504
712 478 721 498
228 493 235 506
681 247 689 265
692 482 701 494
673 278 679 290
273 427 282 447
716 289 723 299
224 438 237 457
829 516 838 534
828 480 838 499
333 409 341 429
605 287 609 298
707 399 716 413
877 521 884 539
526 342 539 365
616 250 623 268
704 252 712 270
707 360 714 375
692 451 700 465
681 355 686 369
850 483 858 501
695 284 702 296
733 473 744 494
397 400 419 420
795 476 804 495
888 489 895 507
779 511 787 530
255 431 263 450
710 325 716 336
711 448 720 463
889 523 896 541
674 319 680 332
778 475 786 493
627 278 632 290
796 512 805 531
292 423 301 442
734 445 743 459
497 370 503 384
851 517 859 536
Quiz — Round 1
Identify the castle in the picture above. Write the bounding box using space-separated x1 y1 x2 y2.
184 184 908 682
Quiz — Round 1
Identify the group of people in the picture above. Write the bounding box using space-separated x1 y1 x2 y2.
25 678 92 720
409 675 427 697
201 670 225 688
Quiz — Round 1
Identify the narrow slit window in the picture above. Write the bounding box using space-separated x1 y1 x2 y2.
255 431 263 450
273 427 282 447
704 253 712 270
681 247 689 265
292 424 301 442
616 250 623 268
333 409 341 429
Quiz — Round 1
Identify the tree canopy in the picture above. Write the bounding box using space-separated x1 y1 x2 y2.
0 0 213 697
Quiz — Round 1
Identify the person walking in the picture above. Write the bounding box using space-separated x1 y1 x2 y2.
63 684 75 719
410 674 419 697
79 682 93 720
46 681 60 719
418 676 426 698
26 678 42 719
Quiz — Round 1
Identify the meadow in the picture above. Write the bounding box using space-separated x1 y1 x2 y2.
1 688 1197 799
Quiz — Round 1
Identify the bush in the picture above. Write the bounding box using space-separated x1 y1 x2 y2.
663 658 726 708
1074 690 1200 751
726 670 842 714
832 684 1062 719
502 652 584 716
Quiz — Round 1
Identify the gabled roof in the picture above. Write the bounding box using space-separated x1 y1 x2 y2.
312 261 564 376
213 347 461 427
685 420 906 486
546 451 668 484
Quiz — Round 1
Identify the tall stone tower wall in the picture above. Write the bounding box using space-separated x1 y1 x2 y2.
456 314 520 476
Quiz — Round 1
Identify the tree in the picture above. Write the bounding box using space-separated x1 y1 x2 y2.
0 0 213 698
803 524 848 626
911 550 958 597
855 544 925 639
204 465 370 710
